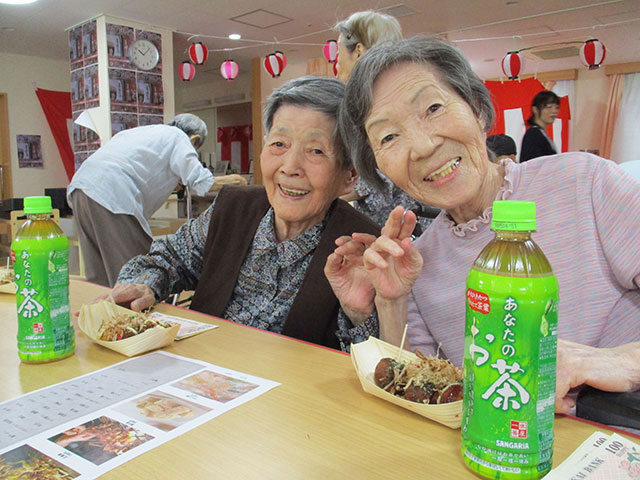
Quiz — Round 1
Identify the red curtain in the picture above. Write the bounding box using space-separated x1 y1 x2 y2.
217 124 252 173
35 88 74 181
484 78 571 152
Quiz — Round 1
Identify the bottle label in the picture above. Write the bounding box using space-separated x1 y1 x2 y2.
462 270 558 479
13 246 74 362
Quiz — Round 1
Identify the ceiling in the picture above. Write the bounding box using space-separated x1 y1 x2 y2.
1 0 639 85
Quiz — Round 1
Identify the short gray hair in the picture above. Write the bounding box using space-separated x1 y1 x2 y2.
334 10 402 52
263 76 351 169
168 113 207 149
339 36 495 191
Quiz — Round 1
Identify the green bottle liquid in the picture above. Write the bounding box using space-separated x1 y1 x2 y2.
11 196 75 363
461 200 558 479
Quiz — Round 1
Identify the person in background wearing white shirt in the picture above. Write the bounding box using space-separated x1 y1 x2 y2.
67 114 246 287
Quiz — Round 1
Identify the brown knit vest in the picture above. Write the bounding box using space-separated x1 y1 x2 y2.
189 185 380 349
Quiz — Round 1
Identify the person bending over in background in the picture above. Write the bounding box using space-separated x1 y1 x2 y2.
67 114 246 287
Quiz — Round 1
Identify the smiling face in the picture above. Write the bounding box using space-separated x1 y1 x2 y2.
365 61 501 222
262 105 355 241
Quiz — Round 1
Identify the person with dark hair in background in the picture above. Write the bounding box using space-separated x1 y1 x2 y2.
334 11 439 235
486 133 517 162
67 114 246 287
520 90 560 163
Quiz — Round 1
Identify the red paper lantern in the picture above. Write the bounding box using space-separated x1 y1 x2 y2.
188 42 208 65
580 39 606 70
501 51 523 80
179 61 195 81
274 50 287 69
220 60 239 81
264 53 284 78
323 40 338 63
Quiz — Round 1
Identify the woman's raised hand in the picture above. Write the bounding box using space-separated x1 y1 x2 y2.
325 232 378 325
363 206 423 300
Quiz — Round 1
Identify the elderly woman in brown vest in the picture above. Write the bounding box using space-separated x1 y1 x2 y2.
109 76 380 351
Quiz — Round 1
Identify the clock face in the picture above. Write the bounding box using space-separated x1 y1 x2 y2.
129 39 160 70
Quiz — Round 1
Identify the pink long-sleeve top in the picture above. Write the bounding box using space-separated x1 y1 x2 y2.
409 153 640 367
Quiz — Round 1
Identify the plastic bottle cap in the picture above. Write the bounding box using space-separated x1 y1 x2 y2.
24 196 52 215
491 200 537 231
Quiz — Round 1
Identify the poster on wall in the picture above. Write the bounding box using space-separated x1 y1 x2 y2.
69 19 100 172
109 69 137 113
136 72 163 115
16 135 43 168
83 64 100 109
82 20 98 67
138 114 164 127
110 113 138 136
70 69 85 112
69 25 84 71
107 24 134 69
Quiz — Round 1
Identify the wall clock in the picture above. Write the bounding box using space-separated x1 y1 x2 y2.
129 39 160 70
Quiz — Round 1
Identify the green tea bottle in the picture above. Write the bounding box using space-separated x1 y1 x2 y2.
461 200 558 479
11 196 74 363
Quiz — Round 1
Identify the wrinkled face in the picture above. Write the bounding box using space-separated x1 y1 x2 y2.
262 105 353 240
336 34 359 83
534 102 559 127
365 62 490 211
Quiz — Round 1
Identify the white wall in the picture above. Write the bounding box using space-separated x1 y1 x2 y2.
572 68 609 153
0 52 72 197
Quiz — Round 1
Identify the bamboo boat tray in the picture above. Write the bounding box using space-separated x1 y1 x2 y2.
0 267 16 294
351 337 462 429
78 300 179 357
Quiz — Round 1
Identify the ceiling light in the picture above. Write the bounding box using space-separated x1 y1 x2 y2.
228 33 241 40
0 0 39 4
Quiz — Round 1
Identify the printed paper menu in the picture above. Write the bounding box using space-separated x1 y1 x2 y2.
0 352 279 479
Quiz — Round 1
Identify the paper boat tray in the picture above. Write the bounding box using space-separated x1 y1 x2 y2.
0 267 16 294
78 300 179 357
350 337 462 429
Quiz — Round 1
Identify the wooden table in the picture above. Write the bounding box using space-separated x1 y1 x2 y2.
1 280 637 479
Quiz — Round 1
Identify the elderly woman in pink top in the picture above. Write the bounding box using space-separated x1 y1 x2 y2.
325 36 640 413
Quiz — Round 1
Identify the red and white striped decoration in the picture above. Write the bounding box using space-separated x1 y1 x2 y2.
580 39 606 70
263 53 284 78
501 51 523 80
188 42 208 65
220 60 239 81
178 61 196 81
323 40 338 63
274 50 287 70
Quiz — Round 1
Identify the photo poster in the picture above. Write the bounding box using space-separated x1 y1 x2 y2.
69 19 99 171
107 24 164 136
0 352 279 480
16 135 43 168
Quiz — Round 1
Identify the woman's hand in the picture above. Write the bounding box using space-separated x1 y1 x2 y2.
107 283 157 312
325 233 378 325
555 339 640 414
363 206 423 300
